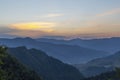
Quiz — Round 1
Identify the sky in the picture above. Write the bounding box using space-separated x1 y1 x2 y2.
0 0 120 39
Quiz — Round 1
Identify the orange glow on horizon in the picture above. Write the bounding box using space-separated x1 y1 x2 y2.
10 22 56 31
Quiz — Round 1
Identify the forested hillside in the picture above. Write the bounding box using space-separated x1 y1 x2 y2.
0 46 41 80
8 46 84 80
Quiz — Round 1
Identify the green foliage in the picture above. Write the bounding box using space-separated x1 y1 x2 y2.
0 46 7 65
115 67 120 78
0 46 42 80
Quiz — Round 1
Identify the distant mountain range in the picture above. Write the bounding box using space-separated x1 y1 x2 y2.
74 51 120 77
36 37 120 53
1 37 120 79
7 46 84 80
0 37 109 64
40 36 67 39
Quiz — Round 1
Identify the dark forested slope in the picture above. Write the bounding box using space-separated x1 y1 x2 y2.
7 46 84 80
0 46 41 80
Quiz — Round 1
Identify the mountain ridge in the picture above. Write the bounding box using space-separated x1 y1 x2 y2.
0 37 109 64
7 46 84 80
74 51 120 77
36 37 120 53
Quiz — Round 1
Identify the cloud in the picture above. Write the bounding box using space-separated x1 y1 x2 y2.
96 8 120 17
73 24 120 38
0 27 13 33
0 26 20 38
0 26 56 38
10 22 56 32
0 22 59 38
8 29 51 38
54 13 120 38
42 13 64 18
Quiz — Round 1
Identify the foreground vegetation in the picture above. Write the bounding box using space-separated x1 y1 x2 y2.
0 46 41 80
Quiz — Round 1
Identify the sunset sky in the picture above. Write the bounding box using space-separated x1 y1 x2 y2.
0 0 120 39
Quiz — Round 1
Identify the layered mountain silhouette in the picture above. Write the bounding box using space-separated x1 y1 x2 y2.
0 37 108 64
7 46 84 80
0 37 120 79
37 37 120 53
74 51 120 77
